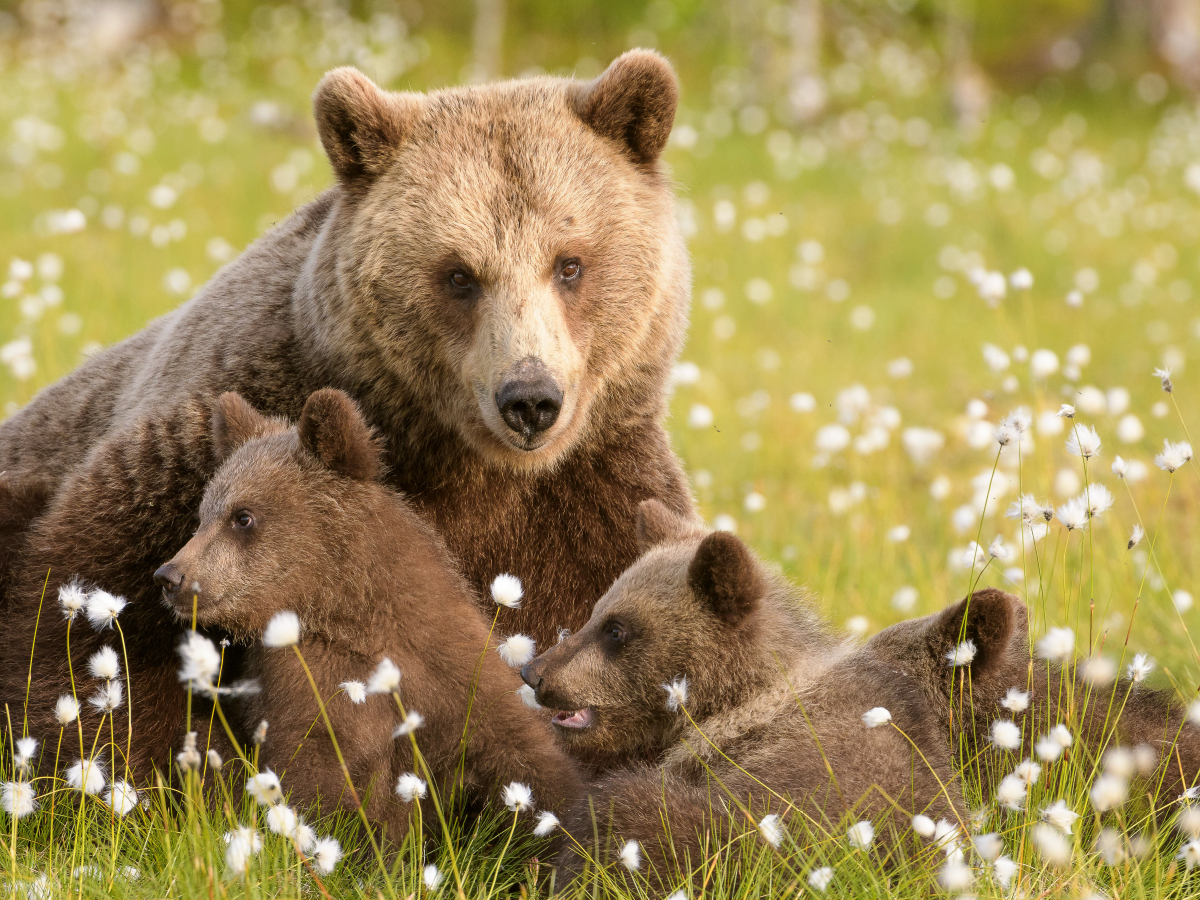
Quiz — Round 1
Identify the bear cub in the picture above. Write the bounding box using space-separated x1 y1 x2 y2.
156 389 581 840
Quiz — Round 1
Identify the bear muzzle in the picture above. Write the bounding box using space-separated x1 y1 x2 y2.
494 357 563 445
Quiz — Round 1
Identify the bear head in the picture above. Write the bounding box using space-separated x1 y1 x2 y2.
305 50 689 472
154 389 383 639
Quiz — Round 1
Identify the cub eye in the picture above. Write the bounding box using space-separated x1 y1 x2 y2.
559 259 582 281
232 510 255 530
604 621 627 646
449 270 473 291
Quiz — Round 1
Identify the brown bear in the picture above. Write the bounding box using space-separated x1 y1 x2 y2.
0 51 693 775
523 501 1200 887
156 388 582 839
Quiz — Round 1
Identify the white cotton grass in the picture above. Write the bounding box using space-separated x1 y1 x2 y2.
497 634 536 667
912 814 936 838
1155 439 1193 473
1179 839 1200 871
88 646 120 681
1154 366 1174 393
847 820 874 850
262 610 301 648
1036 627 1075 662
245 770 283 806
1000 687 1030 713
618 839 641 871
395 773 427 802
993 855 1018 890
1 781 36 818
1079 655 1117 686
1032 822 1072 865
996 774 1028 810
13 737 37 774
85 589 127 631
1015 758 1042 785
265 805 298 839
1128 523 1145 549
58 581 87 621
310 836 342 875
1056 496 1089 531
176 731 201 772
939 859 974 891
862 707 892 728
340 680 366 704
224 826 262 875
89 679 124 712
393 710 425 738
758 813 784 848
103 781 138 816
533 811 560 837
1065 424 1101 459
177 631 221 693
518 684 541 709
1007 494 1054 525
946 639 976 667
502 781 533 814
423 864 443 890
1042 799 1080 834
1083 483 1114 518
990 719 1021 751
366 657 401 694
807 866 835 891
973 832 1002 861
491 574 523 608
1127 653 1154 683
663 676 689 711
66 757 105 795
1090 774 1129 812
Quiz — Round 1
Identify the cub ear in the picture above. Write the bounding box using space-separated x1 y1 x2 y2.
571 49 679 165
687 532 764 625
212 393 274 464
636 499 695 552
931 588 1026 682
298 389 381 481
313 67 420 187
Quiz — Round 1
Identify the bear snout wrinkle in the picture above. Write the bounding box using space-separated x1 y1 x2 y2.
153 562 184 594
495 357 563 441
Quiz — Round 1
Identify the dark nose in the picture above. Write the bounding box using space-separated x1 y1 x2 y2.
154 563 184 594
520 661 542 692
496 358 563 440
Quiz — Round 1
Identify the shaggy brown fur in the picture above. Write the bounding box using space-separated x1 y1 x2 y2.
0 51 692 775
159 389 581 839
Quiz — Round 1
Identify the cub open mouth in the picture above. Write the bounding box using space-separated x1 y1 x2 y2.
551 708 594 729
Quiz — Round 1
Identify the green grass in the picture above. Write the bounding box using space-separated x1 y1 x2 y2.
3 2 1200 897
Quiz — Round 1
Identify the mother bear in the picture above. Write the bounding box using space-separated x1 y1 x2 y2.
0 50 693 774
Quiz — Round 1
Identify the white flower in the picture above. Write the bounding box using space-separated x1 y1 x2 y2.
491 574 523 608
340 681 366 704
1104 747 1135 778
993 855 1018 890
978 270 1007 304
89 679 124 712
912 814 936 838
207 749 223 770
973 832 1002 861
58 581 87 620
393 710 425 738
498 634 536 667
66 758 105 795
311 836 342 875
1190 700 1200 726
946 639 977 667
1036 627 1075 662
1032 823 1072 865
1090 774 1129 811
177 631 221 693
1066 424 1101 459
366 657 401 694
1036 735 1064 762
862 707 892 728
395 773 427 802
224 826 262 875
1127 523 1144 549
1155 439 1193 473
13 737 37 773
1080 656 1116 685
1084 483 1113 518
1042 799 1080 834
1127 653 1154 683
104 781 137 816
1015 759 1042 784
295 823 316 853
1057 404 1075 419
262 611 301 648
996 774 1027 810
1179 839 1200 871
1010 268 1034 290
252 720 269 745
1155 366 1174 394
1178 806 1200 839
1000 687 1030 713
991 719 1021 751
663 676 689 711
1007 493 1053 525
176 731 201 772
939 859 974 891
932 819 960 856
246 770 283 806
807 867 835 891
266 805 298 838
758 813 784 848
1112 455 1127 477
988 536 1010 561
1 782 36 818
618 839 641 871
1056 496 1089 531
533 811 560 837
502 781 533 813
847 820 874 850
517 684 541 709
1050 724 1072 748
85 590 127 631
88 646 120 681
423 864 443 890
1175 590 1194 613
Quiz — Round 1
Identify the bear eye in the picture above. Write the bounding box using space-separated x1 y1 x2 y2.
448 269 474 291
559 259 582 282
232 510 255 530
604 620 627 647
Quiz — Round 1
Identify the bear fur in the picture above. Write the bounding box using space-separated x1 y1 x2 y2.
0 51 693 775
158 389 582 838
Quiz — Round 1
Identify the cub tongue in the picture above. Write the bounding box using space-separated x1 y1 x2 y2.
552 708 593 729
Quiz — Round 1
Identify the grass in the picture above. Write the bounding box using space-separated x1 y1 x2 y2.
3 1 1200 897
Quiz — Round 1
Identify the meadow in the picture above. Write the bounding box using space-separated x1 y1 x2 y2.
2 1 1200 897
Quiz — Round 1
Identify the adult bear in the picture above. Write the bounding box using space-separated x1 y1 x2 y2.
0 50 693 775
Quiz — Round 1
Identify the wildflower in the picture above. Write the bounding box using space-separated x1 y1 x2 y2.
1177 806 1200 839
758 813 784 848
395 773 427 802
88 646 120 681
862 707 892 728
1050 724 1072 748
262 611 300 648
946 640 977 667
939 860 974 891
1155 439 1193 473
1057 404 1075 419
266 805 298 838
207 749 223 769
85 590 126 631
1032 823 1072 865
534 811 560 837
1176 590 1194 613
807 867 835 891
1015 759 1042 784
978 270 1007 304
366 657 401 694
491 574 523 608
1112 456 1127 478
993 855 1018 889
995 408 1029 446
991 720 1021 751
58 581 87 620
618 839 641 871
1104 747 1135 778
1 782 36 818
340 680 366 704
932 819 960 856
1127 523 1144 549
1090 775 1129 812
1000 687 1030 713
502 781 533 813
911 814 936 838
663 676 689 711
252 720 269 745
847 820 874 850
89 680 124 712
177 631 221 694
1095 828 1126 865
497 634 536 668
1010 268 1033 290
1036 627 1075 662
1042 799 1080 834
393 710 425 738
1084 483 1113 518
518 684 541 709
311 836 342 875
423 864 443 890
13 737 37 774
1036 735 1064 762
1006 493 1052 526
1179 840 1200 870
1127 653 1154 683
1066 424 1101 459
224 826 262 875
1080 656 1116 685
246 770 283 806
104 781 137 816
996 774 1027 810
294 823 316 852
176 732 201 771
66 758 105 795
1155 366 1174 393
973 832 1002 861
1056 496 1088 531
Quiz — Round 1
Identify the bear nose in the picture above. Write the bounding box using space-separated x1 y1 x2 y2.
496 358 563 441
519 662 542 692
154 563 184 594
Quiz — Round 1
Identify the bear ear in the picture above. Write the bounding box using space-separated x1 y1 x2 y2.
313 67 420 188
571 49 679 165
212 393 274 464
930 588 1026 682
687 532 764 625
636 499 695 551
298 389 381 481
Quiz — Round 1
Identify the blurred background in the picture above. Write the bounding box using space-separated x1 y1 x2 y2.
2 0 1200 683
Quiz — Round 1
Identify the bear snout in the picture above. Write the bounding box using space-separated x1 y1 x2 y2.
519 660 542 693
495 357 563 442
153 562 185 595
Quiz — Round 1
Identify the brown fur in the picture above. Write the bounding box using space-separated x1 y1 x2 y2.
0 51 692 775
163 390 581 839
